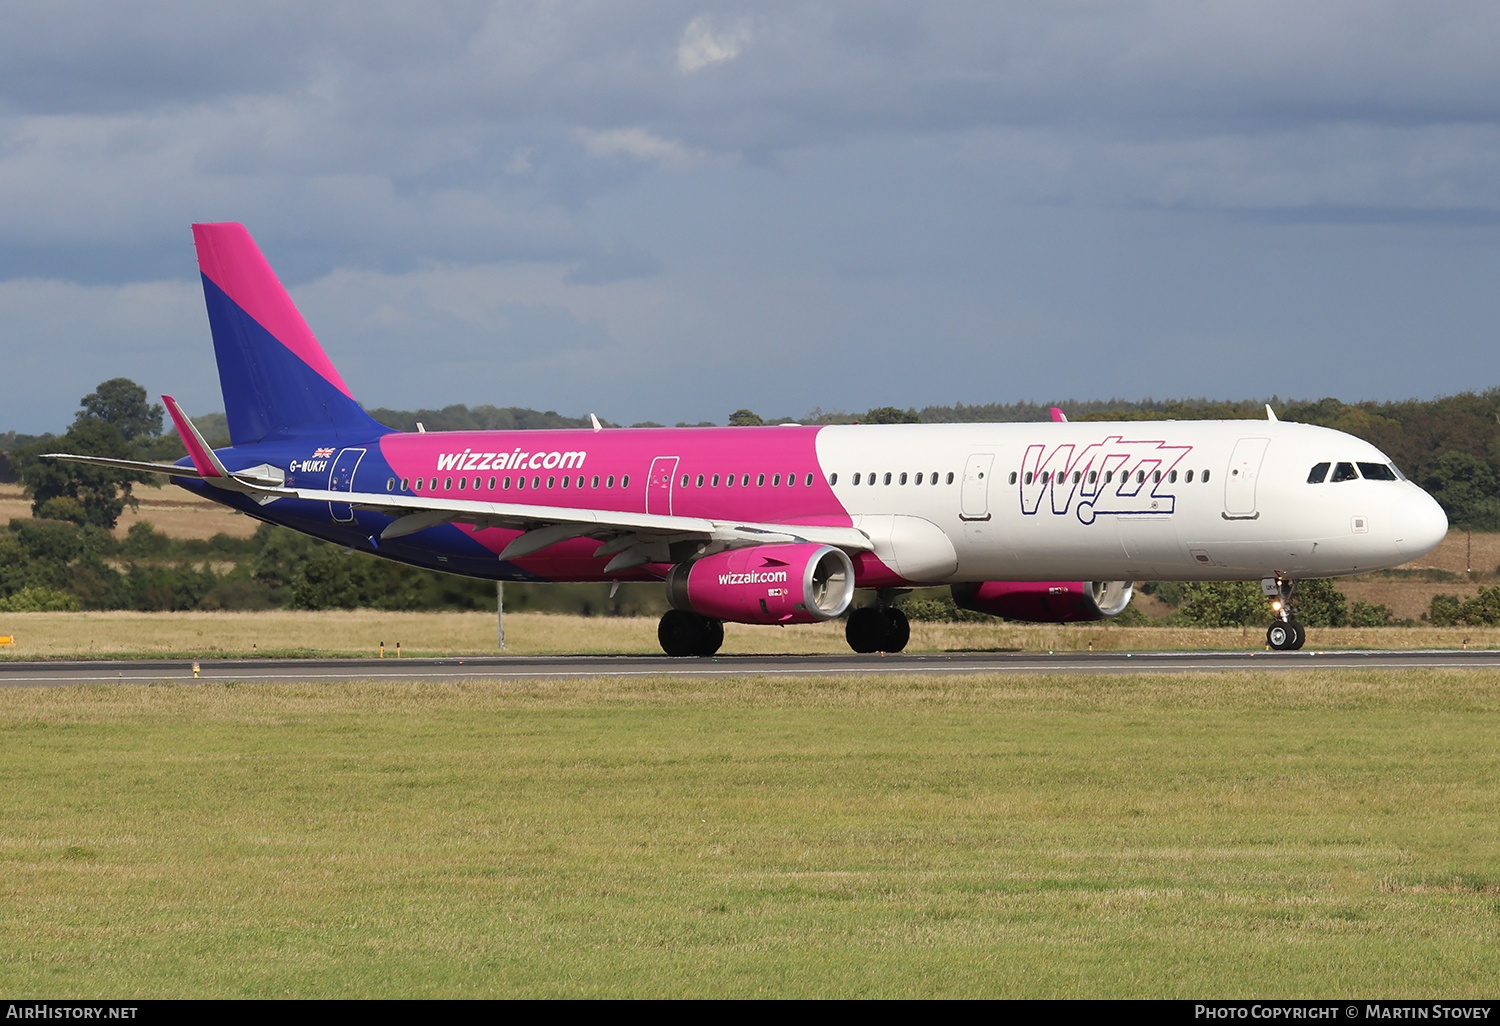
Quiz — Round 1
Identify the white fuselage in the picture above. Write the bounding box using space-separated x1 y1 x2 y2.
815 420 1448 583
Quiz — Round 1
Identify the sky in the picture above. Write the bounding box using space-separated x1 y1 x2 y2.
3 1 1500 433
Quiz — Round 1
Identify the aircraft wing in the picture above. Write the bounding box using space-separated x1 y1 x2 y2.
42 451 872 571
280 483 873 570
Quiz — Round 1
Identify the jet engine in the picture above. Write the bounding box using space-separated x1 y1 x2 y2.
666 543 856 625
951 580 1134 623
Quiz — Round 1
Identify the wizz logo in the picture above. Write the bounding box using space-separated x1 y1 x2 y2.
1020 436 1191 524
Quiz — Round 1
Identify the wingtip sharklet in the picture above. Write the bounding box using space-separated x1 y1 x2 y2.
162 395 228 478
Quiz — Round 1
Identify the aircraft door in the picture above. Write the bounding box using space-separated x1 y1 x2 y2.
328 447 366 523
1224 438 1270 519
647 456 679 515
960 453 995 521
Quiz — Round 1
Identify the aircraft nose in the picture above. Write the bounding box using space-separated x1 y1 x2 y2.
1393 487 1449 558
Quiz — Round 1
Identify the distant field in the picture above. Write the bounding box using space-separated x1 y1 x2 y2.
1 669 1496 997
0 481 256 540
4 610 1500 660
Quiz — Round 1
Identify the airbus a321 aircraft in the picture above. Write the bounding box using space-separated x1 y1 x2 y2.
48 224 1449 654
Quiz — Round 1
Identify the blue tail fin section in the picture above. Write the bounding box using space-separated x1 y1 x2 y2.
194 223 389 446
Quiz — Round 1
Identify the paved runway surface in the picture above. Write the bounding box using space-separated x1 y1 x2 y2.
3 649 1500 687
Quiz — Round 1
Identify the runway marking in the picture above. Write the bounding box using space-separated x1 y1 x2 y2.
5 653 1500 685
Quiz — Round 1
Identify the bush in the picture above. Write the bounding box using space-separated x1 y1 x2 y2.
1426 586 1500 626
1428 594 1463 626
1171 582 1267 627
1348 601 1396 627
1171 579 1350 627
900 596 990 622
0 586 81 612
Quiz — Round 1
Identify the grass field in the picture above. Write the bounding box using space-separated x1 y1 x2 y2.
6 609 1500 659
1 669 1497 998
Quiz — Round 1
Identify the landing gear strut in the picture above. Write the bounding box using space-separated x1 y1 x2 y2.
845 596 910 654
658 609 724 657
1263 576 1305 651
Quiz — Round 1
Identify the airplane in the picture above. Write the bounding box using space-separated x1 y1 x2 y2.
46 223 1449 654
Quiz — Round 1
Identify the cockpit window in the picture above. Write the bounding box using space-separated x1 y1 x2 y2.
1358 462 1398 481
1307 462 1330 484
1330 462 1359 483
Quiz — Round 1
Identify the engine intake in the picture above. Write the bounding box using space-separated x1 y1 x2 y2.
666 543 856 625
951 580 1134 623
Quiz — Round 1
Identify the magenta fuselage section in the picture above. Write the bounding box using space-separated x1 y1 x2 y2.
377 426 854 583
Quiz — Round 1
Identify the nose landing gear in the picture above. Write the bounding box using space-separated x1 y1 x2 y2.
1263 576 1305 651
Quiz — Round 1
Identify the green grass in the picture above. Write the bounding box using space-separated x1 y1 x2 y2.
2 670 1498 997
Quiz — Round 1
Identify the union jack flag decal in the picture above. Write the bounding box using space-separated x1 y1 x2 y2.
313 447 335 458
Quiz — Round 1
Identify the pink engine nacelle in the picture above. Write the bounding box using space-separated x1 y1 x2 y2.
951 580 1134 623
666 543 857 625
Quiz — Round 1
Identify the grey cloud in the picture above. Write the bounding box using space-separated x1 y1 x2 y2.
4 2 1500 432
564 245 663 286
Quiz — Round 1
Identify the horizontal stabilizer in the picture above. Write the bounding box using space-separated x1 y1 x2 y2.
41 453 205 479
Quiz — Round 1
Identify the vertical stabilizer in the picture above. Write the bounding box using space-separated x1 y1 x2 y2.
193 223 387 446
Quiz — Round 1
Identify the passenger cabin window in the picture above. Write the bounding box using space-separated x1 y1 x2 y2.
1358 462 1398 481
1308 462 1330 484
1331 462 1359 483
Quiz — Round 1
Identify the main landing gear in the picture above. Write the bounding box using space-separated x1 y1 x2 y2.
1264 576 1305 651
846 601 910 654
658 609 724 657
